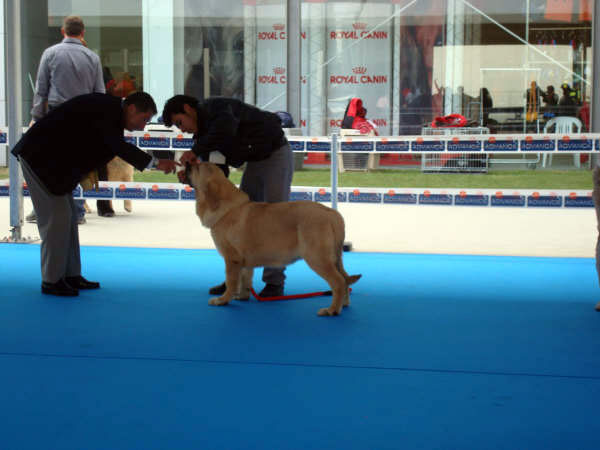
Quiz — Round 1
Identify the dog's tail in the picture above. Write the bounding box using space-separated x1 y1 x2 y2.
346 274 362 285
344 273 362 285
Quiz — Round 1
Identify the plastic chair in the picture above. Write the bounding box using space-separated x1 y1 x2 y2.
542 116 582 168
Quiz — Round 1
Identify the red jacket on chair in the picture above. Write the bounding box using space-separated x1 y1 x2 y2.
341 98 378 136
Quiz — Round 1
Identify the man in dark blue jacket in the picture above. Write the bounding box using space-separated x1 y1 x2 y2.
162 95 294 298
12 92 177 296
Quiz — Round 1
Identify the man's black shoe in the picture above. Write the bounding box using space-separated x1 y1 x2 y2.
65 275 100 289
208 282 226 295
258 283 284 298
99 211 115 217
42 279 79 297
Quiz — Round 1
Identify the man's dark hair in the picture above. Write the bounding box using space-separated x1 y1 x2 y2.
63 16 84 36
123 91 157 115
162 95 199 127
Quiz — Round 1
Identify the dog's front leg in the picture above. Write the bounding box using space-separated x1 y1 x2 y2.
235 267 253 301
209 259 241 306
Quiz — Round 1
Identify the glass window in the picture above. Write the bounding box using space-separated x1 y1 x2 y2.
20 0 594 135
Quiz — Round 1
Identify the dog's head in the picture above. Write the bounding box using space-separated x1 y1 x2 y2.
186 162 225 212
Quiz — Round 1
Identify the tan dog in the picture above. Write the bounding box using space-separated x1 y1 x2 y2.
186 162 361 316
82 157 135 214
107 156 134 212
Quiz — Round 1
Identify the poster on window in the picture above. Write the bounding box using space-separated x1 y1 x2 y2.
325 3 392 135
255 3 287 114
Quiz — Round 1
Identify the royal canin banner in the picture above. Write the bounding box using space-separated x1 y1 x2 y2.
255 2 391 135
326 3 392 135
255 3 287 113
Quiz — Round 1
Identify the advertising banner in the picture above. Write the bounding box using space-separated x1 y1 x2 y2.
326 3 393 135
255 3 287 113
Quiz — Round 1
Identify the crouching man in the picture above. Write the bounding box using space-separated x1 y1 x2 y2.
161 95 293 298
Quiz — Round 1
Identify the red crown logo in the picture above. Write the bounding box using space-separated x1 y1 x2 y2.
352 66 367 74
353 22 367 30
273 23 285 30
273 67 286 74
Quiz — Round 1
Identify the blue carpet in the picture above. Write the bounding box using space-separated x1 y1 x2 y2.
1 244 599 450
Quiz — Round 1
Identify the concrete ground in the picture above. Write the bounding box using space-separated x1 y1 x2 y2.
1 196 597 258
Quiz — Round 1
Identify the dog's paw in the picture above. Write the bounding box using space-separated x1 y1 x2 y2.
209 296 230 306
317 307 340 316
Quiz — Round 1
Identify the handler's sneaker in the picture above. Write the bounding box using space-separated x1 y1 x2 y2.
208 282 226 295
258 283 284 298
25 211 37 223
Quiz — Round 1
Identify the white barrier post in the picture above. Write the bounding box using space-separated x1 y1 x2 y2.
6 0 24 241
330 132 338 210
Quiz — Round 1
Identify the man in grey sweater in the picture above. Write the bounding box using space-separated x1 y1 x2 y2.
26 15 105 225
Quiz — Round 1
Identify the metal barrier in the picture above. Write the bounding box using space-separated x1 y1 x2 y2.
2 128 599 221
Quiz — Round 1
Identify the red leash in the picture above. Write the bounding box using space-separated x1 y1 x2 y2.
251 287 353 302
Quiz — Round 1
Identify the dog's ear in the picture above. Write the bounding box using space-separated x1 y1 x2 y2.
204 179 220 211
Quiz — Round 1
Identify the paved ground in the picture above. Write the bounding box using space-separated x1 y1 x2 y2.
1 196 597 258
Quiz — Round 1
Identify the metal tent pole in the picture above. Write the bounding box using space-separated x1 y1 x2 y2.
592 0 600 148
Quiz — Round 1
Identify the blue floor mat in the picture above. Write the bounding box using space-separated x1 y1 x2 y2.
1 244 599 449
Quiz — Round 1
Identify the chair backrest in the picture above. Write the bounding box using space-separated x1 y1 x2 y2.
543 116 582 134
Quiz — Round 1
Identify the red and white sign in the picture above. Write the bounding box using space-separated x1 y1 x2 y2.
326 4 392 134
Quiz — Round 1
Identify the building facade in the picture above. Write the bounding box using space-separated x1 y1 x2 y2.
0 0 595 162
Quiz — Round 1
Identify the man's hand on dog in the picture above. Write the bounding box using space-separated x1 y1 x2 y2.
179 150 199 166
176 151 200 184
156 159 180 174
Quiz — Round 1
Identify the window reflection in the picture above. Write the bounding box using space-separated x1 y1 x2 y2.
20 0 594 135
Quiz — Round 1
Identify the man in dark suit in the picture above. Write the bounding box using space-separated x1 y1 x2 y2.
12 91 177 296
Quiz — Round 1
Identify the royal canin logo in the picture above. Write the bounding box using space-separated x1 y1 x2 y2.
330 29 388 40
273 23 285 30
330 69 387 84
352 22 367 30
273 67 286 75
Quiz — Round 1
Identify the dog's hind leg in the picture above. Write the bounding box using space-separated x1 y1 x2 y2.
336 255 361 307
304 256 346 316
209 259 241 306
336 257 351 308
235 267 253 301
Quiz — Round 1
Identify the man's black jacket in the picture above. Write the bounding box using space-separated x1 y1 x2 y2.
12 93 151 195
193 97 286 168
